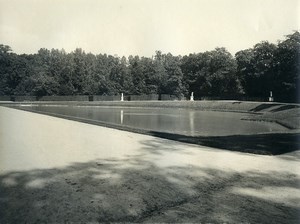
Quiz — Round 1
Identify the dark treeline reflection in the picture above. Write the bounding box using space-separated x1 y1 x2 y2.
0 32 299 102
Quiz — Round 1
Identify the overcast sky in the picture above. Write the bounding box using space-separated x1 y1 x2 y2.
0 0 299 56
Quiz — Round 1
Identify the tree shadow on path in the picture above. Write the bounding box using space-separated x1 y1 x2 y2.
1 142 300 223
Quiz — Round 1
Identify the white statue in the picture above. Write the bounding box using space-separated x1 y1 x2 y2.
269 91 274 102
190 92 194 101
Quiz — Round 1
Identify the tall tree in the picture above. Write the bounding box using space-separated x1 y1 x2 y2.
236 42 277 98
274 31 300 102
71 48 86 94
164 53 187 97
204 48 239 96
182 48 239 97
152 51 167 94
0 44 14 95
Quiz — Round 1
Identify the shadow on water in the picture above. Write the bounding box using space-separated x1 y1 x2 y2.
148 131 300 155
0 148 299 223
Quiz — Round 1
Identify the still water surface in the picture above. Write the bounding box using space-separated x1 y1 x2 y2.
18 105 286 136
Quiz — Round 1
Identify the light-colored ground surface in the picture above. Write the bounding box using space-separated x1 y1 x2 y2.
0 106 299 223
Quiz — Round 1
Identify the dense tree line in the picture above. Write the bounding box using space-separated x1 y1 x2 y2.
0 32 299 102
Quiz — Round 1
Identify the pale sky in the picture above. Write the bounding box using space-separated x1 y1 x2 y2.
0 0 299 56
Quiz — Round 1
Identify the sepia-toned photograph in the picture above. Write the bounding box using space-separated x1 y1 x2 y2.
0 0 299 223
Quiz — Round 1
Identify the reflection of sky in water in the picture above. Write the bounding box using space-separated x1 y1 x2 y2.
18 105 286 136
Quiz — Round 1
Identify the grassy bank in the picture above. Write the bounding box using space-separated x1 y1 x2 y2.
1 99 299 110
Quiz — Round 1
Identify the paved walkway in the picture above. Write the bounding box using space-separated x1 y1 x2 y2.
0 106 299 223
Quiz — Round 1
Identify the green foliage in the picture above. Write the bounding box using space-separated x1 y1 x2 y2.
274 32 300 102
236 31 300 102
181 48 239 97
236 41 277 97
0 31 299 102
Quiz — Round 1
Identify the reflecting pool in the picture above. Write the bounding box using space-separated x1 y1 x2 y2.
14 105 286 136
